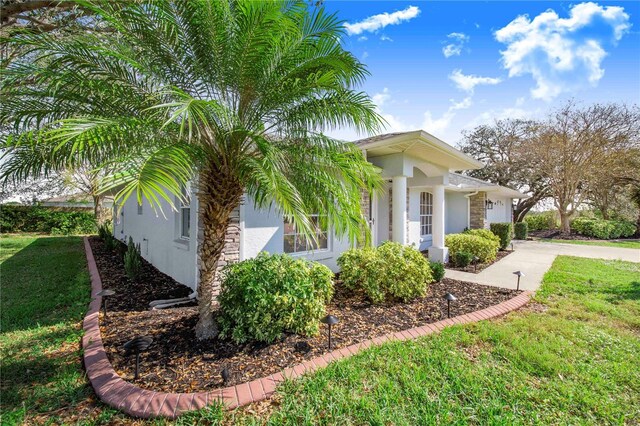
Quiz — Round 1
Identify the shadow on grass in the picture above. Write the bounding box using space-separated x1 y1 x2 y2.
0 236 90 333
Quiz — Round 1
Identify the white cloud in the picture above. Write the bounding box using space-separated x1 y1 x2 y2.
422 97 473 137
372 88 391 107
495 2 631 101
442 32 469 58
380 34 393 42
344 6 420 35
362 51 369 60
358 36 368 42
449 69 502 93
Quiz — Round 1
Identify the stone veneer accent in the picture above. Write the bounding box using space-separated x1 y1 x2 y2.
81 237 532 419
197 203 241 298
469 191 487 229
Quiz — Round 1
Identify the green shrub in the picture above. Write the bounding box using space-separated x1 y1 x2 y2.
463 228 501 247
490 222 513 250
453 251 473 268
524 211 558 231
571 217 636 239
218 252 333 344
0 205 96 234
123 237 143 280
429 260 445 283
98 221 113 240
514 222 528 240
445 233 498 263
338 242 432 304
338 246 384 302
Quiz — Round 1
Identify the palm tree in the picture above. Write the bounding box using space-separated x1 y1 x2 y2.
1 0 384 339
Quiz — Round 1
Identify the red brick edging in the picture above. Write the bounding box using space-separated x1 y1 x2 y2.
82 237 532 419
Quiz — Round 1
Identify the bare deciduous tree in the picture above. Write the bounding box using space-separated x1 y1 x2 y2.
536 102 640 232
459 119 550 222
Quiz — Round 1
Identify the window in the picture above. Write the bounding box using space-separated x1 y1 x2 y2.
179 186 191 239
420 191 433 236
283 215 328 254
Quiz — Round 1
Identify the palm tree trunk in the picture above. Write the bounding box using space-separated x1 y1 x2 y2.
92 194 104 223
195 168 243 340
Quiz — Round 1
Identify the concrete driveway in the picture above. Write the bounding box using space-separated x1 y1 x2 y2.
445 240 640 291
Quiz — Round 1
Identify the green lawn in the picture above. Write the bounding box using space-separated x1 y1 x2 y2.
212 256 640 425
541 238 640 249
2 235 639 425
0 235 119 425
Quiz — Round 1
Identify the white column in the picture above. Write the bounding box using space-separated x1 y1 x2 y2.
391 175 407 244
429 184 449 263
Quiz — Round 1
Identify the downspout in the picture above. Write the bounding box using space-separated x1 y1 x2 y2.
464 191 479 230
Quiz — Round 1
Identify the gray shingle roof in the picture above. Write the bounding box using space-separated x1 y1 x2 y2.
448 173 498 188
352 131 418 146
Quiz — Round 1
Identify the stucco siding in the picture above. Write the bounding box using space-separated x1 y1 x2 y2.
486 195 513 224
241 196 354 272
113 184 199 290
445 191 469 234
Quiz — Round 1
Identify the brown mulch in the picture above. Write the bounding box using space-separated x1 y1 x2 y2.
90 237 521 394
445 249 513 273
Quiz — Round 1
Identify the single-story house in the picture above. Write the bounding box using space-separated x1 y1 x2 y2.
113 130 527 291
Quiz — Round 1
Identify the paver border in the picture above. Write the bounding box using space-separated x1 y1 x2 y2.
82 237 532 419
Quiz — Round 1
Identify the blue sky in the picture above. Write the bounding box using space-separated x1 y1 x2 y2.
322 1 640 146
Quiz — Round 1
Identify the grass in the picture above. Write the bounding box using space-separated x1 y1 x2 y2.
2 235 639 425
540 238 640 249
214 256 640 425
0 235 120 425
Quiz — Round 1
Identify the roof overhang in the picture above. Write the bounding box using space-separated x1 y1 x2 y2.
358 130 483 171
447 185 529 199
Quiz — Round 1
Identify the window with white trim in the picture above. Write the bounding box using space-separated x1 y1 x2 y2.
283 215 328 254
179 186 191 239
420 191 433 236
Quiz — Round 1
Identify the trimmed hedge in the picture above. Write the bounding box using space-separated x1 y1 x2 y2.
338 241 433 304
514 222 528 240
0 205 96 235
218 252 333 344
571 217 636 239
445 233 498 263
524 211 558 231
463 228 501 247
490 222 513 250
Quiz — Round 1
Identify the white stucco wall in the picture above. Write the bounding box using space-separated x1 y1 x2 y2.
113 184 199 290
241 197 354 272
445 191 469 234
486 195 513 224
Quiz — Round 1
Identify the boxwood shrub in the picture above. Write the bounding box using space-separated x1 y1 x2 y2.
429 260 445 282
218 252 333 344
338 241 433 304
453 251 473 268
514 222 528 240
571 217 636 239
490 222 513 250
445 233 498 263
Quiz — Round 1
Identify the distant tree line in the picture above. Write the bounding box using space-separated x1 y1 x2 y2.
458 101 640 234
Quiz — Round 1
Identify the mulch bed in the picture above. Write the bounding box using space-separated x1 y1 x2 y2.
445 249 513 273
89 237 521 394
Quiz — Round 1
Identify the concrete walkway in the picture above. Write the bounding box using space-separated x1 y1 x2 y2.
445 240 640 291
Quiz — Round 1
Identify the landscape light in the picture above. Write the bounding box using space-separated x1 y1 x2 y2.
96 289 115 321
513 271 525 291
443 293 457 318
123 336 153 380
473 256 480 272
321 315 339 350
221 367 230 385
